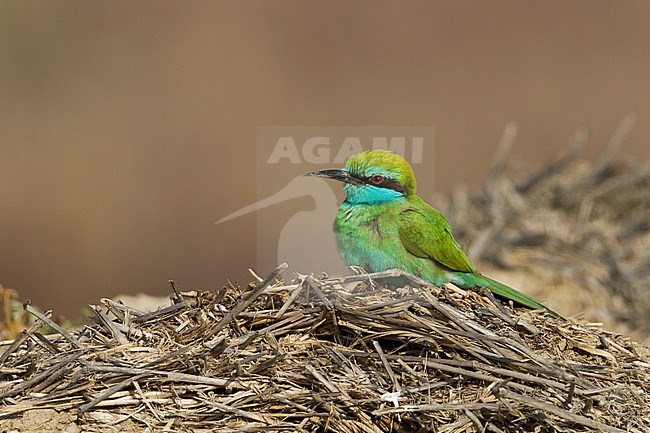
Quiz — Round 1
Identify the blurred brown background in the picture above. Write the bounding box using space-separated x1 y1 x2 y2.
1 1 649 318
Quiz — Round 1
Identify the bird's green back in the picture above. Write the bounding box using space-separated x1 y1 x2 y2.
397 197 476 274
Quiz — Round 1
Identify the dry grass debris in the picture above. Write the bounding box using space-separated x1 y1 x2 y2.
442 117 650 342
1 264 648 432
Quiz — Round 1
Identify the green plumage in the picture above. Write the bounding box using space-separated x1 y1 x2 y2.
307 149 557 316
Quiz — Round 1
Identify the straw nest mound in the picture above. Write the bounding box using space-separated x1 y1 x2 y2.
1 264 649 432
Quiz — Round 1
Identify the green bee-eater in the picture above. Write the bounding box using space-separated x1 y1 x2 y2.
306 149 557 316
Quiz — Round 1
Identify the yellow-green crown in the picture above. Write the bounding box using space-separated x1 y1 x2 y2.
345 149 416 196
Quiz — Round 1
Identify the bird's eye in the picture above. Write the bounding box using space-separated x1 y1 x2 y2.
370 175 384 185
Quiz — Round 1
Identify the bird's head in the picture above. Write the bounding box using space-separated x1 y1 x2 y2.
305 149 416 204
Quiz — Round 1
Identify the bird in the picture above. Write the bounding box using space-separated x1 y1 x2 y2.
305 149 558 316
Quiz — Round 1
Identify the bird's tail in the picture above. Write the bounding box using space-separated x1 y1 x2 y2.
468 273 560 318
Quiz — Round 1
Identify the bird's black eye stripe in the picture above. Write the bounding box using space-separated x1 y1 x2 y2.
360 175 405 194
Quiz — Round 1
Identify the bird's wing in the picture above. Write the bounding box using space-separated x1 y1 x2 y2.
398 206 476 273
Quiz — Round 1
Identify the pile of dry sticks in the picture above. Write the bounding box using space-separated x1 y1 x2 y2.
442 116 650 341
1 263 648 432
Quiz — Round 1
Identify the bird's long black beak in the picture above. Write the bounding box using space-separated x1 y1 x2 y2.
304 169 364 186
